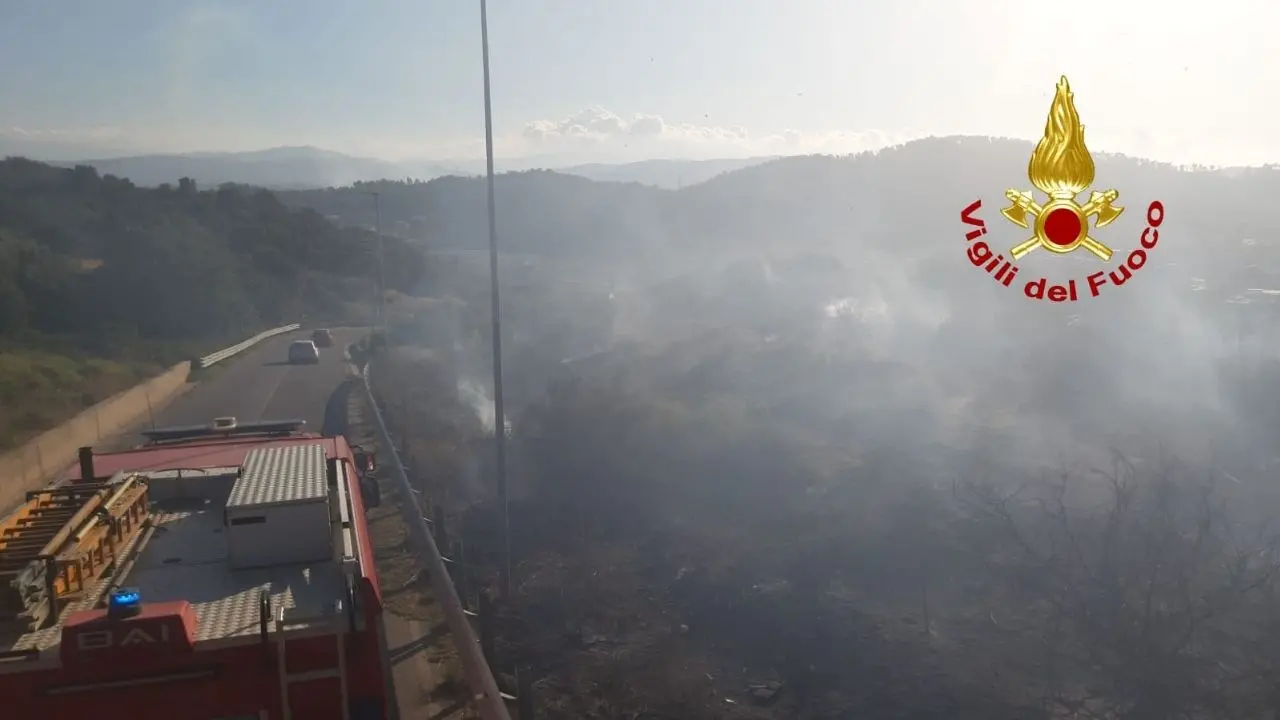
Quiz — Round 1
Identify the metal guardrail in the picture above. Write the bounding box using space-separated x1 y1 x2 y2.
359 362 512 720
194 323 301 369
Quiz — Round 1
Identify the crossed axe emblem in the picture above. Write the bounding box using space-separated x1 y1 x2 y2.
1001 189 1124 262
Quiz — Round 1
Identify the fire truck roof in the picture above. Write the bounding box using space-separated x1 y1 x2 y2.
0 434 373 663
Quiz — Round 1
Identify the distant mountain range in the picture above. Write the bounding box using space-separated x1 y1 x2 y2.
29 146 775 190
554 157 778 188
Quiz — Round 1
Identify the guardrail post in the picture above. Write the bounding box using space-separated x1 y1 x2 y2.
516 667 535 719
479 589 497 674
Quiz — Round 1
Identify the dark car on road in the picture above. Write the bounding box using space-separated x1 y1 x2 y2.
311 328 334 347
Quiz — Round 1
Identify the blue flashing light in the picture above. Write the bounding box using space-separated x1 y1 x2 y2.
108 587 142 610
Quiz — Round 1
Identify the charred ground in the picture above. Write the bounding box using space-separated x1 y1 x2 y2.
356 140 1280 719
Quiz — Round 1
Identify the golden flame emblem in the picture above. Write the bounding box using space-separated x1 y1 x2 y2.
1001 76 1123 261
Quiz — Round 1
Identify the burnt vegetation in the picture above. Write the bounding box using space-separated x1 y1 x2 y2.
354 137 1280 719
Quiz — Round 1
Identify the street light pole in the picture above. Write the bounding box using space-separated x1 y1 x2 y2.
480 0 512 602
363 190 385 331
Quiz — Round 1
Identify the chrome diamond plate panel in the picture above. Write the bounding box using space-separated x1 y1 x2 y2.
227 443 328 509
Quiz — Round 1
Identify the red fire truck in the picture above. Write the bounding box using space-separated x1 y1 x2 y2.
0 418 391 719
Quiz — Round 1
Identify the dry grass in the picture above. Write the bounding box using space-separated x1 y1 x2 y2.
372 350 811 719
372 346 1056 719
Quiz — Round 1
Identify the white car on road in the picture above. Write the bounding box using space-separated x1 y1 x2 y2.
287 340 320 365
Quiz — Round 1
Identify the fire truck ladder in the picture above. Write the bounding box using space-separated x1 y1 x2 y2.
0 475 150 627
274 603 351 720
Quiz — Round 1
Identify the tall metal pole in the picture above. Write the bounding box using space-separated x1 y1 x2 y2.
480 0 512 601
364 190 386 331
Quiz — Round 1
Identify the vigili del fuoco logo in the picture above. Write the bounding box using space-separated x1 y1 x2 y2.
959 76 1165 302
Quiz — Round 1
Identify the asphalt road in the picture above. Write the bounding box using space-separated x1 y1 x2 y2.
116 329 365 445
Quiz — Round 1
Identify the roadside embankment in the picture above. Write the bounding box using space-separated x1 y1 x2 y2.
0 361 191 511
0 322 301 513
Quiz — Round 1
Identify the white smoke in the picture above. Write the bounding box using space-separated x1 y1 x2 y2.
457 377 496 433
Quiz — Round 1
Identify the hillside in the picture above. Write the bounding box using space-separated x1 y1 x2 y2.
0 157 426 447
555 156 775 188
287 137 1280 444
280 136 1280 292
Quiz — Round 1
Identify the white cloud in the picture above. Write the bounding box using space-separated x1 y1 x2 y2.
516 105 907 160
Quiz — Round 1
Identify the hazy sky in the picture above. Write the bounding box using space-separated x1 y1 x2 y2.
1 0 1275 165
